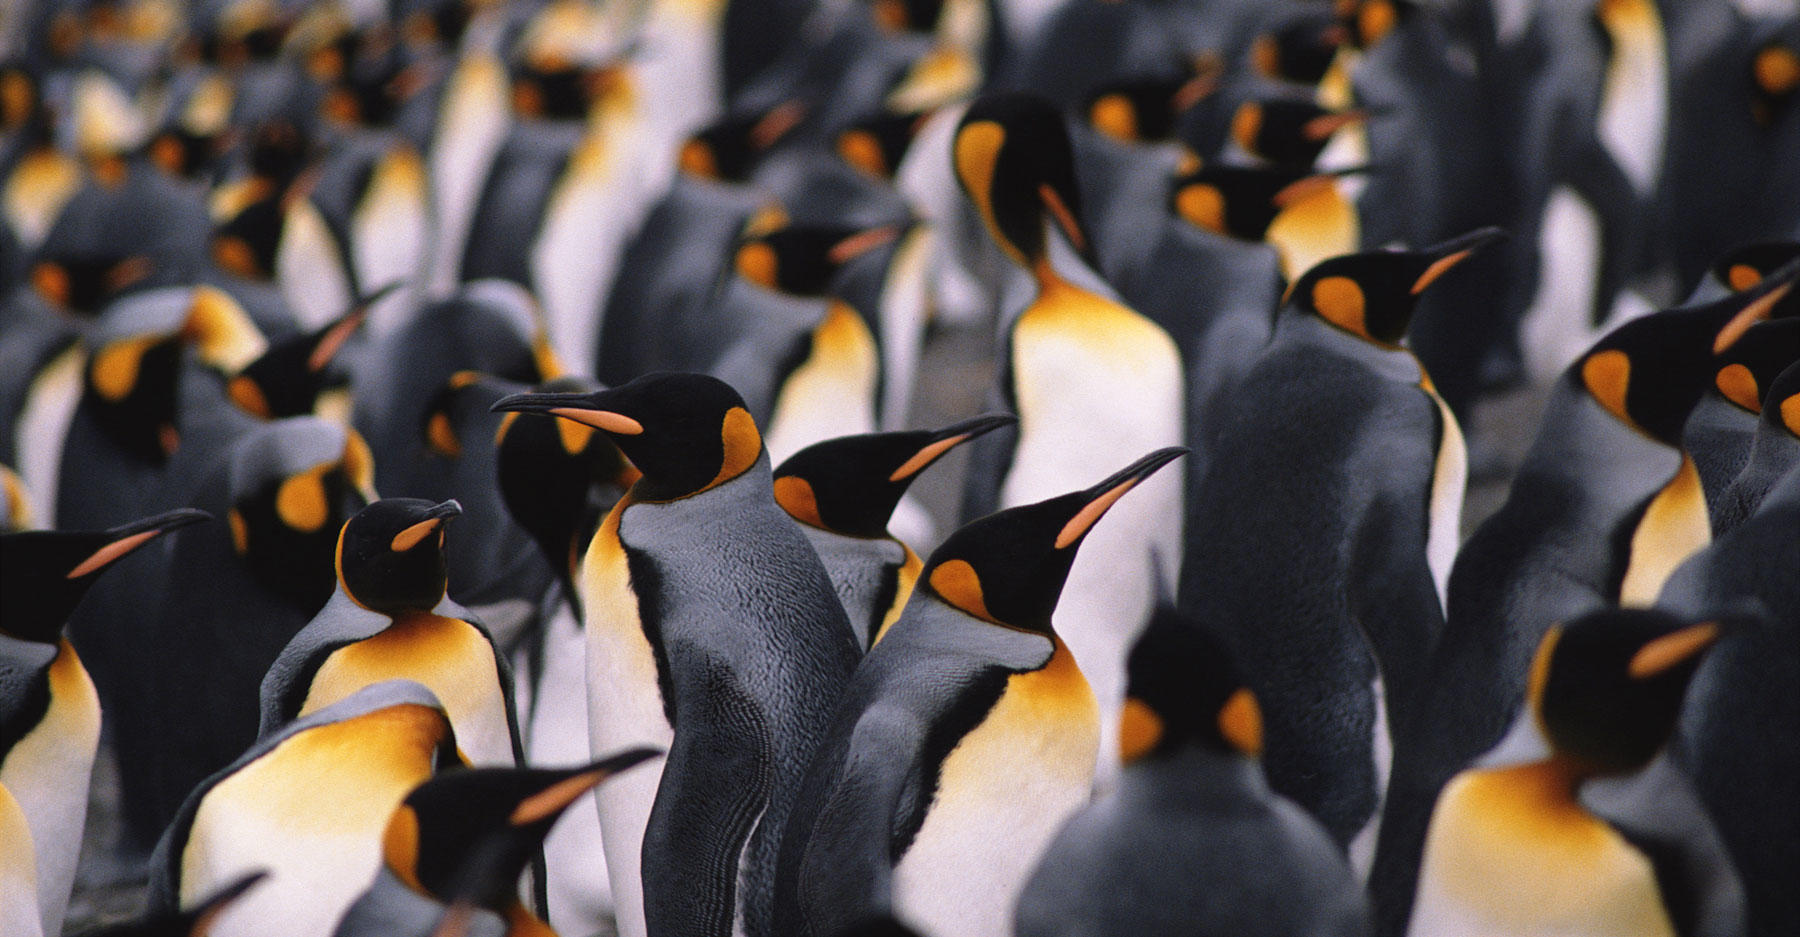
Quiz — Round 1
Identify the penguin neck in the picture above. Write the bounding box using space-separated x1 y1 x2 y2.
1025 220 1108 300
1492 755 1590 807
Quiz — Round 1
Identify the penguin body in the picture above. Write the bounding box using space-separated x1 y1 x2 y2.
1 508 207 937
1015 606 1371 937
258 498 523 769
1181 232 1497 862
1407 610 1729 937
0 292 80 526
774 448 1184 937
283 129 427 335
1709 358 1800 533
149 680 461 937
493 373 859 937
1683 316 1800 528
1662 375 1800 934
772 415 1014 648
954 93 1186 789
1375 269 1799 929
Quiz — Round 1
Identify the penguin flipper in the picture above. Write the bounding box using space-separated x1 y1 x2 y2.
792 705 927 937
641 657 773 937
1583 754 1749 937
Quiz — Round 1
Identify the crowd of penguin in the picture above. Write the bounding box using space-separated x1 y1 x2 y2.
1 0 1797 934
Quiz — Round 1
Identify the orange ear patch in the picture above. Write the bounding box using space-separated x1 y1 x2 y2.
1218 687 1263 756
772 475 826 529
735 241 778 288
1090 93 1137 142
277 469 330 531
1526 625 1563 720
1725 263 1763 292
1118 697 1163 762
1175 183 1226 233
1311 275 1368 339
928 558 997 623
1715 363 1761 412
229 375 272 418
1581 350 1632 424
710 407 762 489
838 130 887 177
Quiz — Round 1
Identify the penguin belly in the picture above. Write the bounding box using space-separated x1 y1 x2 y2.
0 783 45 937
761 303 881 464
178 705 444 937
582 504 675 937
0 640 100 935
891 643 1098 937
349 148 428 338
1408 767 1675 937
298 614 514 766
14 346 83 527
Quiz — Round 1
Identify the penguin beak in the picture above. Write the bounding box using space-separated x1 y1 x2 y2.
1055 447 1187 549
889 413 1017 482
306 300 375 373
510 746 661 826
491 392 645 436
391 500 461 552
68 508 211 579
1301 109 1367 141
1627 622 1721 679
1712 259 1799 354
1410 227 1506 295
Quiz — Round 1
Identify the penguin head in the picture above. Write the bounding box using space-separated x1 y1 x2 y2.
837 110 931 180
1711 318 1800 414
1576 260 1799 443
774 414 1015 539
1084 68 1219 145
211 196 287 283
733 223 900 297
491 372 762 503
1710 241 1800 294
1763 359 1800 439
381 748 660 909
81 869 267 936
921 447 1185 632
227 287 384 419
1284 227 1505 346
0 64 44 136
336 498 461 614
1527 609 1722 778
1336 0 1411 50
1172 164 1353 242
228 419 374 609
32 249 158 317
868 0 947 34
1248 8 1347 84
953 92 1090 269
1227 98 1366 169
680 104 807 183
495 375 638 579
86 330 186 464
1118 605 1263 763
0 508 209 644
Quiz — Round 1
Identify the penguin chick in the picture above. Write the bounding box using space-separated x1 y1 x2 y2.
1409 610 1727 937
773 413 1016 649
258 498 524 767
149 680 463 937
1 509 209 937
1016 606 1372 937
491 371 860 937
774 447 1187 937
335 748 661 937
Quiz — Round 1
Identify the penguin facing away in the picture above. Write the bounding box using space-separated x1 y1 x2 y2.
1408 609 1726 937
149 680 463 937
952 91 1186 791
334 749 661 937
1 508 209 937
1015 605 1372 937
773 413 1016 649
491 372 860 937
773 447 1187 937
258 498 524 769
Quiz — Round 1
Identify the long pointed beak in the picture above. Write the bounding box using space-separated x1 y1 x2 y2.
491 392 645 435
1714 260 1799 352
427 499 464 522
1056 447 1187 549
69 508 211 579
890 413 1018 482
510 747 663 826
1411 226 1506 295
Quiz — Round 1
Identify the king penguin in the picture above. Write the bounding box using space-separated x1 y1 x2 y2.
1015 605 1372 937
1408 609 1729 937
334 749 661 937
148 680 463 937
952 91 1186 790
773 447 1187 937
491 371 860 937
1180 229 1501 868
80 871 267 937
1 508 208 937
1373 264 1800 931
772 413 1016 649
258 498 524 769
